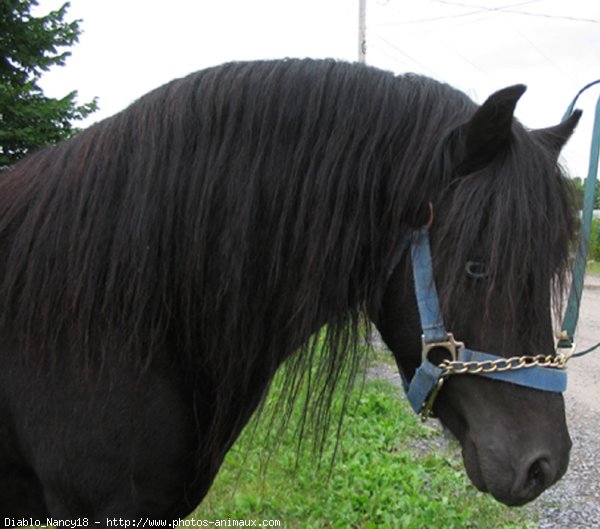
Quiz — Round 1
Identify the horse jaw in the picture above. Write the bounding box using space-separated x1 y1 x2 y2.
435 376 571 506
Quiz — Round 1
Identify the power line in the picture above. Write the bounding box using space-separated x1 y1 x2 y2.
432 0 600 24
505 19 579 90
431 0 542 10
371 32 442 78
380 0 539 24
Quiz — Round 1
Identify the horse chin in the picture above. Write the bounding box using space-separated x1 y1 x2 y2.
439 427 508 504
460 438 488 495
434 414 493 499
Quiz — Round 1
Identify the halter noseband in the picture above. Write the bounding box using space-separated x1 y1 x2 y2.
401 227 569 421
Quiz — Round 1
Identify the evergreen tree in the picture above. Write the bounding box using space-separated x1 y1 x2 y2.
0 0 97 166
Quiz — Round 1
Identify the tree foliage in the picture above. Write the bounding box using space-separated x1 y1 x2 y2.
571 176 600 210
571 177 600 262
591 218 600 261
0 0 97 166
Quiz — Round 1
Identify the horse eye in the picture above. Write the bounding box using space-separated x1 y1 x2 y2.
465 261 489 279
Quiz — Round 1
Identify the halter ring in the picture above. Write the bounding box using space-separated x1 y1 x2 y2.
421 333 464 363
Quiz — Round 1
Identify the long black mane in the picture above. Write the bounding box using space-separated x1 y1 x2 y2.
0 59 574 450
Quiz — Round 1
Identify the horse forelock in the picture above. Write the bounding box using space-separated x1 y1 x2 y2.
432 122 576 346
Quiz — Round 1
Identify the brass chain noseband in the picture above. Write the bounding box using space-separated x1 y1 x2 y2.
440 352 569 376
419 351 571 421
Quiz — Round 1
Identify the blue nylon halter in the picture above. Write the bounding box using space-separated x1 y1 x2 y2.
401 227 567 416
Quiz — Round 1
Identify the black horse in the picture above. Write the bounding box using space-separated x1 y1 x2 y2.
0 59 580 522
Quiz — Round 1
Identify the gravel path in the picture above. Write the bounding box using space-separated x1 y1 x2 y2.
528 274 600 529
368 274 600 528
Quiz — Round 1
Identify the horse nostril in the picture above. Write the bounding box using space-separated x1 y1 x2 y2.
524 457 552 494
506 455 556 505
527 459 545 488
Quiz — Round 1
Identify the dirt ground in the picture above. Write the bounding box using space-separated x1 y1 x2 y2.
565 273 600 411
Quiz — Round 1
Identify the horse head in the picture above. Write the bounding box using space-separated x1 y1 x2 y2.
374 85 581 506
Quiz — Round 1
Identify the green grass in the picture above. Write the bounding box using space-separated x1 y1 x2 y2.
191 369 536 529
587 260 600 276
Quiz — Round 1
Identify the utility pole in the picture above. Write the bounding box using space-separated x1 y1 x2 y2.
358 0 366 63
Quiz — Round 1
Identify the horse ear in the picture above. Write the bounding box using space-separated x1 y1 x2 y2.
453 84 527 175
531 110 582 157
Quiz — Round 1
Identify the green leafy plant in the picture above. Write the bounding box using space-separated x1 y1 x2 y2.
193 363 536 529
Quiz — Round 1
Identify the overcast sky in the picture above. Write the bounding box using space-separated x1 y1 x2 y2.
36 0 600 179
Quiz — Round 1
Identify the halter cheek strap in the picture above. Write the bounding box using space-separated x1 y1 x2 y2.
402 227 568 420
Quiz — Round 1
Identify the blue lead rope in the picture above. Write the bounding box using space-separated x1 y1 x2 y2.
559 80 600 350
402 228 567 416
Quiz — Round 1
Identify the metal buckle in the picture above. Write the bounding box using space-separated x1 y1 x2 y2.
554 330 575 363
421 332 465 363
419 332 465 421
555 344 575 365
420 376 446 421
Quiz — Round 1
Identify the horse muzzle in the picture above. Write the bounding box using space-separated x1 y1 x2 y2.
463 433 571 506
438 377 572 506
